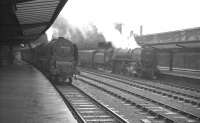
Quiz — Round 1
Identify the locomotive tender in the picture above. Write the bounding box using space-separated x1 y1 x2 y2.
79 47 159 79
22 37 78 84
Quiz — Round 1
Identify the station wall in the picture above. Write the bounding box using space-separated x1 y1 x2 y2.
157 51 200 71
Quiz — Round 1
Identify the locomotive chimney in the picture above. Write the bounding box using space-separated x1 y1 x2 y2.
140 25 143 36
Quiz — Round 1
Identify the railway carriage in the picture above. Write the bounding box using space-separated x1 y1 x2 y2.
78 50 96 67
93 49 113 69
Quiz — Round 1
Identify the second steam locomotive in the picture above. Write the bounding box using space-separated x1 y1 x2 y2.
79 43 159 79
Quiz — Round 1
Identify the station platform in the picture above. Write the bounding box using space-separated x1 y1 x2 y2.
0 61 77 123
160 68 200 80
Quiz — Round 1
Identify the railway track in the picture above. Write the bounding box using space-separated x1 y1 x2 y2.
55 84 128 123
80 68 200 93
82 68 200 94
81 69 200 106
77 70 200 123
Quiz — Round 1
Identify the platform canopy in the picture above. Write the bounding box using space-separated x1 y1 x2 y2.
135 27 200 51
0 0 68 45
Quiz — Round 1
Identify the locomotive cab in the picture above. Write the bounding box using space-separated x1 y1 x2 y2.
134 47 159 79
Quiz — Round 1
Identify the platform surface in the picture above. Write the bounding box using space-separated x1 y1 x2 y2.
161 69 200 80
0 62 77 123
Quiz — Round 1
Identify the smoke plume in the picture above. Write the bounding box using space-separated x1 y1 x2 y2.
50 16 106 50
47 16 139 50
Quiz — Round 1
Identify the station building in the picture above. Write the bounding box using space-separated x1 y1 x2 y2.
135 27 200 79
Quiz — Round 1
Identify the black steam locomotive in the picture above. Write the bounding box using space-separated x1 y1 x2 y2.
21 37 78 84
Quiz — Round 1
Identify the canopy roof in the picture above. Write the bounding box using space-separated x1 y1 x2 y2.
135 27 200 51
0 0 68 45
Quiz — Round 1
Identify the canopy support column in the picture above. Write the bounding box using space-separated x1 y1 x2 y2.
9 44 14 64
169 51 173 71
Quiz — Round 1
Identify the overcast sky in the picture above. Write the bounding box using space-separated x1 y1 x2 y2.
46 0 200 49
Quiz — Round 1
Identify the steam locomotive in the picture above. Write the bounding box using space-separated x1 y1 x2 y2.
21 37 78 84
79 46 159 79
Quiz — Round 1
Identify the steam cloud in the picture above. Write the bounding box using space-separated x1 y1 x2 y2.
48 16 139 50
51 16 106 50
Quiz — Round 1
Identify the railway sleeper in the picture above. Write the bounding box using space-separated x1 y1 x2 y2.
78 76 200 123
78 78 177 123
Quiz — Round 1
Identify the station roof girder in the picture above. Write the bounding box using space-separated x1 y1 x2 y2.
0 0 68 45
